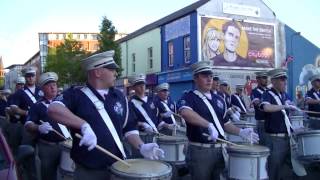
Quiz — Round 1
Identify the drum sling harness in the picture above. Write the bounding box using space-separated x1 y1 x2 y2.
232 94 247 113
81 87 126 159
160 101 176 125
131 99 159 133
24 89 37 103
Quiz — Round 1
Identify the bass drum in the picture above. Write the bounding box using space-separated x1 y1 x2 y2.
110 159 172 180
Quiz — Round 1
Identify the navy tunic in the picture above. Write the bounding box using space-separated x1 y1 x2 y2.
129 95 159 128
217 91 231 109
26 98 66 142
231 93 247 113
154 96 176 124
251 87 268 120
10 86 42 123
305 88 320 118
177 90 229 143
260 88 291 133
53 84 137 169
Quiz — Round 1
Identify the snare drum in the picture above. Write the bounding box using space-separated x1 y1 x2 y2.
290 115 304 129
59 140 75 176
227 144 270 180
110 159 172 180
156 135 188 163
227 121 256 143
242 112 256 124
296 130 320 162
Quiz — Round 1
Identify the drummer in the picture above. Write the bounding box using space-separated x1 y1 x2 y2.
211 73 220 94
177 61 259 180
129 74 160 138
25 72 68 180
259 68 300 180
305 73 320 129
48 50 164 180
154 83 178 135
231 84 248 114
218 80 240 122
250 71 268 145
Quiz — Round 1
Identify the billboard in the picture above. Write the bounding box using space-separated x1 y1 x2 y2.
201 16 275 69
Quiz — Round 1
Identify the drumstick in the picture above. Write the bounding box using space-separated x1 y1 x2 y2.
40 120 67 140
301 110 320 115
75 133 131 167
202 133 242 147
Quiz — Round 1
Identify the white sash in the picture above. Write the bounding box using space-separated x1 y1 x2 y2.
268 91 292 135
233 94 247 113
81 87 126 158
257 88 264 95
41 102 71 139
131 99 158 133
161 101 176 125
24 89 36 103
193 90 225 138
313 92 320 100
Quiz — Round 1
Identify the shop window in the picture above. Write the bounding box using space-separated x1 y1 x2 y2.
184 36 191 63
168 42 174 67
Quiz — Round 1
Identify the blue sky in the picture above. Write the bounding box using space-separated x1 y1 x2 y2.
0 0 319 67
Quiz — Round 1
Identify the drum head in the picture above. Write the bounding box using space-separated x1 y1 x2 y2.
156 135 188 143
111 159 172 178
227 144 269 155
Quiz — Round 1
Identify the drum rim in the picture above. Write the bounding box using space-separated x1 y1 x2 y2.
156 136 188 143
110 159 172 178
226 145 270 155
296 129 320 136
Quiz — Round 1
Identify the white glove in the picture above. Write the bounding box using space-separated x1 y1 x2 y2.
141 122 154 133
38 122 53 134
284 105 300 111
166 123 180 130
162 111 174 118
79 123 97 151
239 128 259 143
140 143 165 160
207 123 218 142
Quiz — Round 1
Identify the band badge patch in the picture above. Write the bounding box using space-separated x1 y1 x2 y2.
150 102 155 109
170 104 174 110
114 102 123 116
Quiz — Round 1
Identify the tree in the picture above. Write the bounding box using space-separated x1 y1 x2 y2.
98 16 122 76
45 34 88 86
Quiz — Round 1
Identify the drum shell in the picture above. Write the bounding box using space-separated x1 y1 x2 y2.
59 140 75 175
296 130 320 162
155 136 188 163
242 112 256 124
110 159 172 180
227 121 256 143
290 115 304 129
227 145 270 180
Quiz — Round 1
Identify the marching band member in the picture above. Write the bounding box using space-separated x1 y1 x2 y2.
178 61 259 180
48 51 164 180
231 84 247 114
305 73 320 129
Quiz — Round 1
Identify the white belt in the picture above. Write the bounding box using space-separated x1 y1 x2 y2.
267 133 289 138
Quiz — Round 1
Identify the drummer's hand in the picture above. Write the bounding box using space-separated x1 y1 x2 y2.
80 123 97 151
284 105 301 111
208 123 218 142
38 121 53 134
239 128 259 143
162 111 174 118
140 143 165 160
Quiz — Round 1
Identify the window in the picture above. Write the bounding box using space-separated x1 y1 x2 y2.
168 42 174 67
56 34 59 40
184 36 191 63
77 34 80 39
132 53 136 73
92 34 98 40
147 47 153 69
63 34 66 39
84 34 88 39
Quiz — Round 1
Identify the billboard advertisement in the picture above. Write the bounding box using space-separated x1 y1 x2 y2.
201 16 275 69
